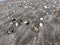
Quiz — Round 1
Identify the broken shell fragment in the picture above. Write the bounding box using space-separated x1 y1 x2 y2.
56 13 60 16
33 27 39 32
7 29 14 34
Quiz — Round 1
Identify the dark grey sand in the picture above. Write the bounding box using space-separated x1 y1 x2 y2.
0 0 60 45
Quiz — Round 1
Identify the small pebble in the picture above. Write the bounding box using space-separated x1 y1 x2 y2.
8 16 10 18
30 3 33 5
13 10 16 13
44 5 48 9
10 22 13 25
24 21 29 25
7 4 12 9
8 4 11 7
19 2 23 7
15 22 19 27
40 17 43 20
39 23 43 27
11 18 16 21
24 6 28 8
23 1 26 3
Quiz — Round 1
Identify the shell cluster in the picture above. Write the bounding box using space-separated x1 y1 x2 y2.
0 0 60 45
